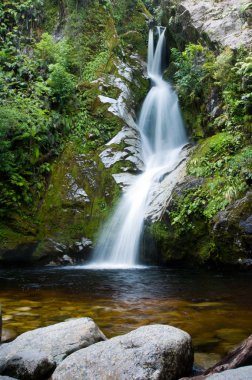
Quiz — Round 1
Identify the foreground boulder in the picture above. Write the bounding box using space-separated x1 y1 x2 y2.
52 324 193 380
0 318 106 380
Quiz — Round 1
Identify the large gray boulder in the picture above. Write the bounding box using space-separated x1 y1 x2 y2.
0 318 106 380
163 0 252 50
52 324 193 380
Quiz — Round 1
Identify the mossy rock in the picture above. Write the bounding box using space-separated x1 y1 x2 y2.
0 223 38 265
36 140 120 254
145 216 212 265
212 191 252 263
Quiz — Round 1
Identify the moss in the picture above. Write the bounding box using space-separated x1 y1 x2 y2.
196 240 216 263
145 216 216 265
211 191 252 263
43 0 59 33
189 132 243 163
37 139 120 247
0 224 36 251
182 108 205 140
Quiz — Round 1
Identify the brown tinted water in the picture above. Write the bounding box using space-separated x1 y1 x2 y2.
0 266 252 368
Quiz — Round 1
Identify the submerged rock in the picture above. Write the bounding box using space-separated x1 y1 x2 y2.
0 318 106 380
52 324 193 380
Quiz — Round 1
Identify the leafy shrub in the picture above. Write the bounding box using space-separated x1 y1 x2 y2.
83 51 110 81
188 132 243 177
171 44 214 104
48 63 76 103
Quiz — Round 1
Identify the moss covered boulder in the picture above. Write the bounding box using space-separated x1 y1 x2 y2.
212 191 252 263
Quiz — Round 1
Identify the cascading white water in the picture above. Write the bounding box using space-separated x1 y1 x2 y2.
87 27 187 269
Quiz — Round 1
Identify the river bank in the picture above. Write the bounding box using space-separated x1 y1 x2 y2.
1 266 252 370
0 315 251 379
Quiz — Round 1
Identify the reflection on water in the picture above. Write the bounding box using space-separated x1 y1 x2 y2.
0 266 252 368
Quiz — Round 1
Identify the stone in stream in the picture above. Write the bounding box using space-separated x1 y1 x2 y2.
0 318 106 380
52 324 193 380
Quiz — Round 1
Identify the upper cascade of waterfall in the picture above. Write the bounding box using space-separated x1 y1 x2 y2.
147 26 166 77
139 26 187 165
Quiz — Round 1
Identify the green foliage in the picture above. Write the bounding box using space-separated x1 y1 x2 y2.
171 44 214 104
0 0 148 227
48 63 76 102
0 96 72 213
111 0 142 31
170 176 246 233
0 1 77 215
35 33 57 64
171 43 252 136
169 42 251 239
188 132 243 177
83 51 110 81
171 132 250 233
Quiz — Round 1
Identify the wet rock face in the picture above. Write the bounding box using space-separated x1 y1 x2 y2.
163 0 252 49
240 215 252 235
0 318 106 380
99 125 144 190
213 191 252 261
97 56 147 190
52 324 193 380
144 145 192 223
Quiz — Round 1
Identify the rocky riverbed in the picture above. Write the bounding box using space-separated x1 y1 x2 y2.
0 318 251 380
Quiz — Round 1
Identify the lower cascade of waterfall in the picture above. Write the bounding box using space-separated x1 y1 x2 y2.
86 26 188 269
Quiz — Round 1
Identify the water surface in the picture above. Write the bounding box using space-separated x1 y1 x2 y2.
0 266 252 368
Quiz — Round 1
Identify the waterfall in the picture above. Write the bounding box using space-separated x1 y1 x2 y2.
147 29 154 77
86 27 187 269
